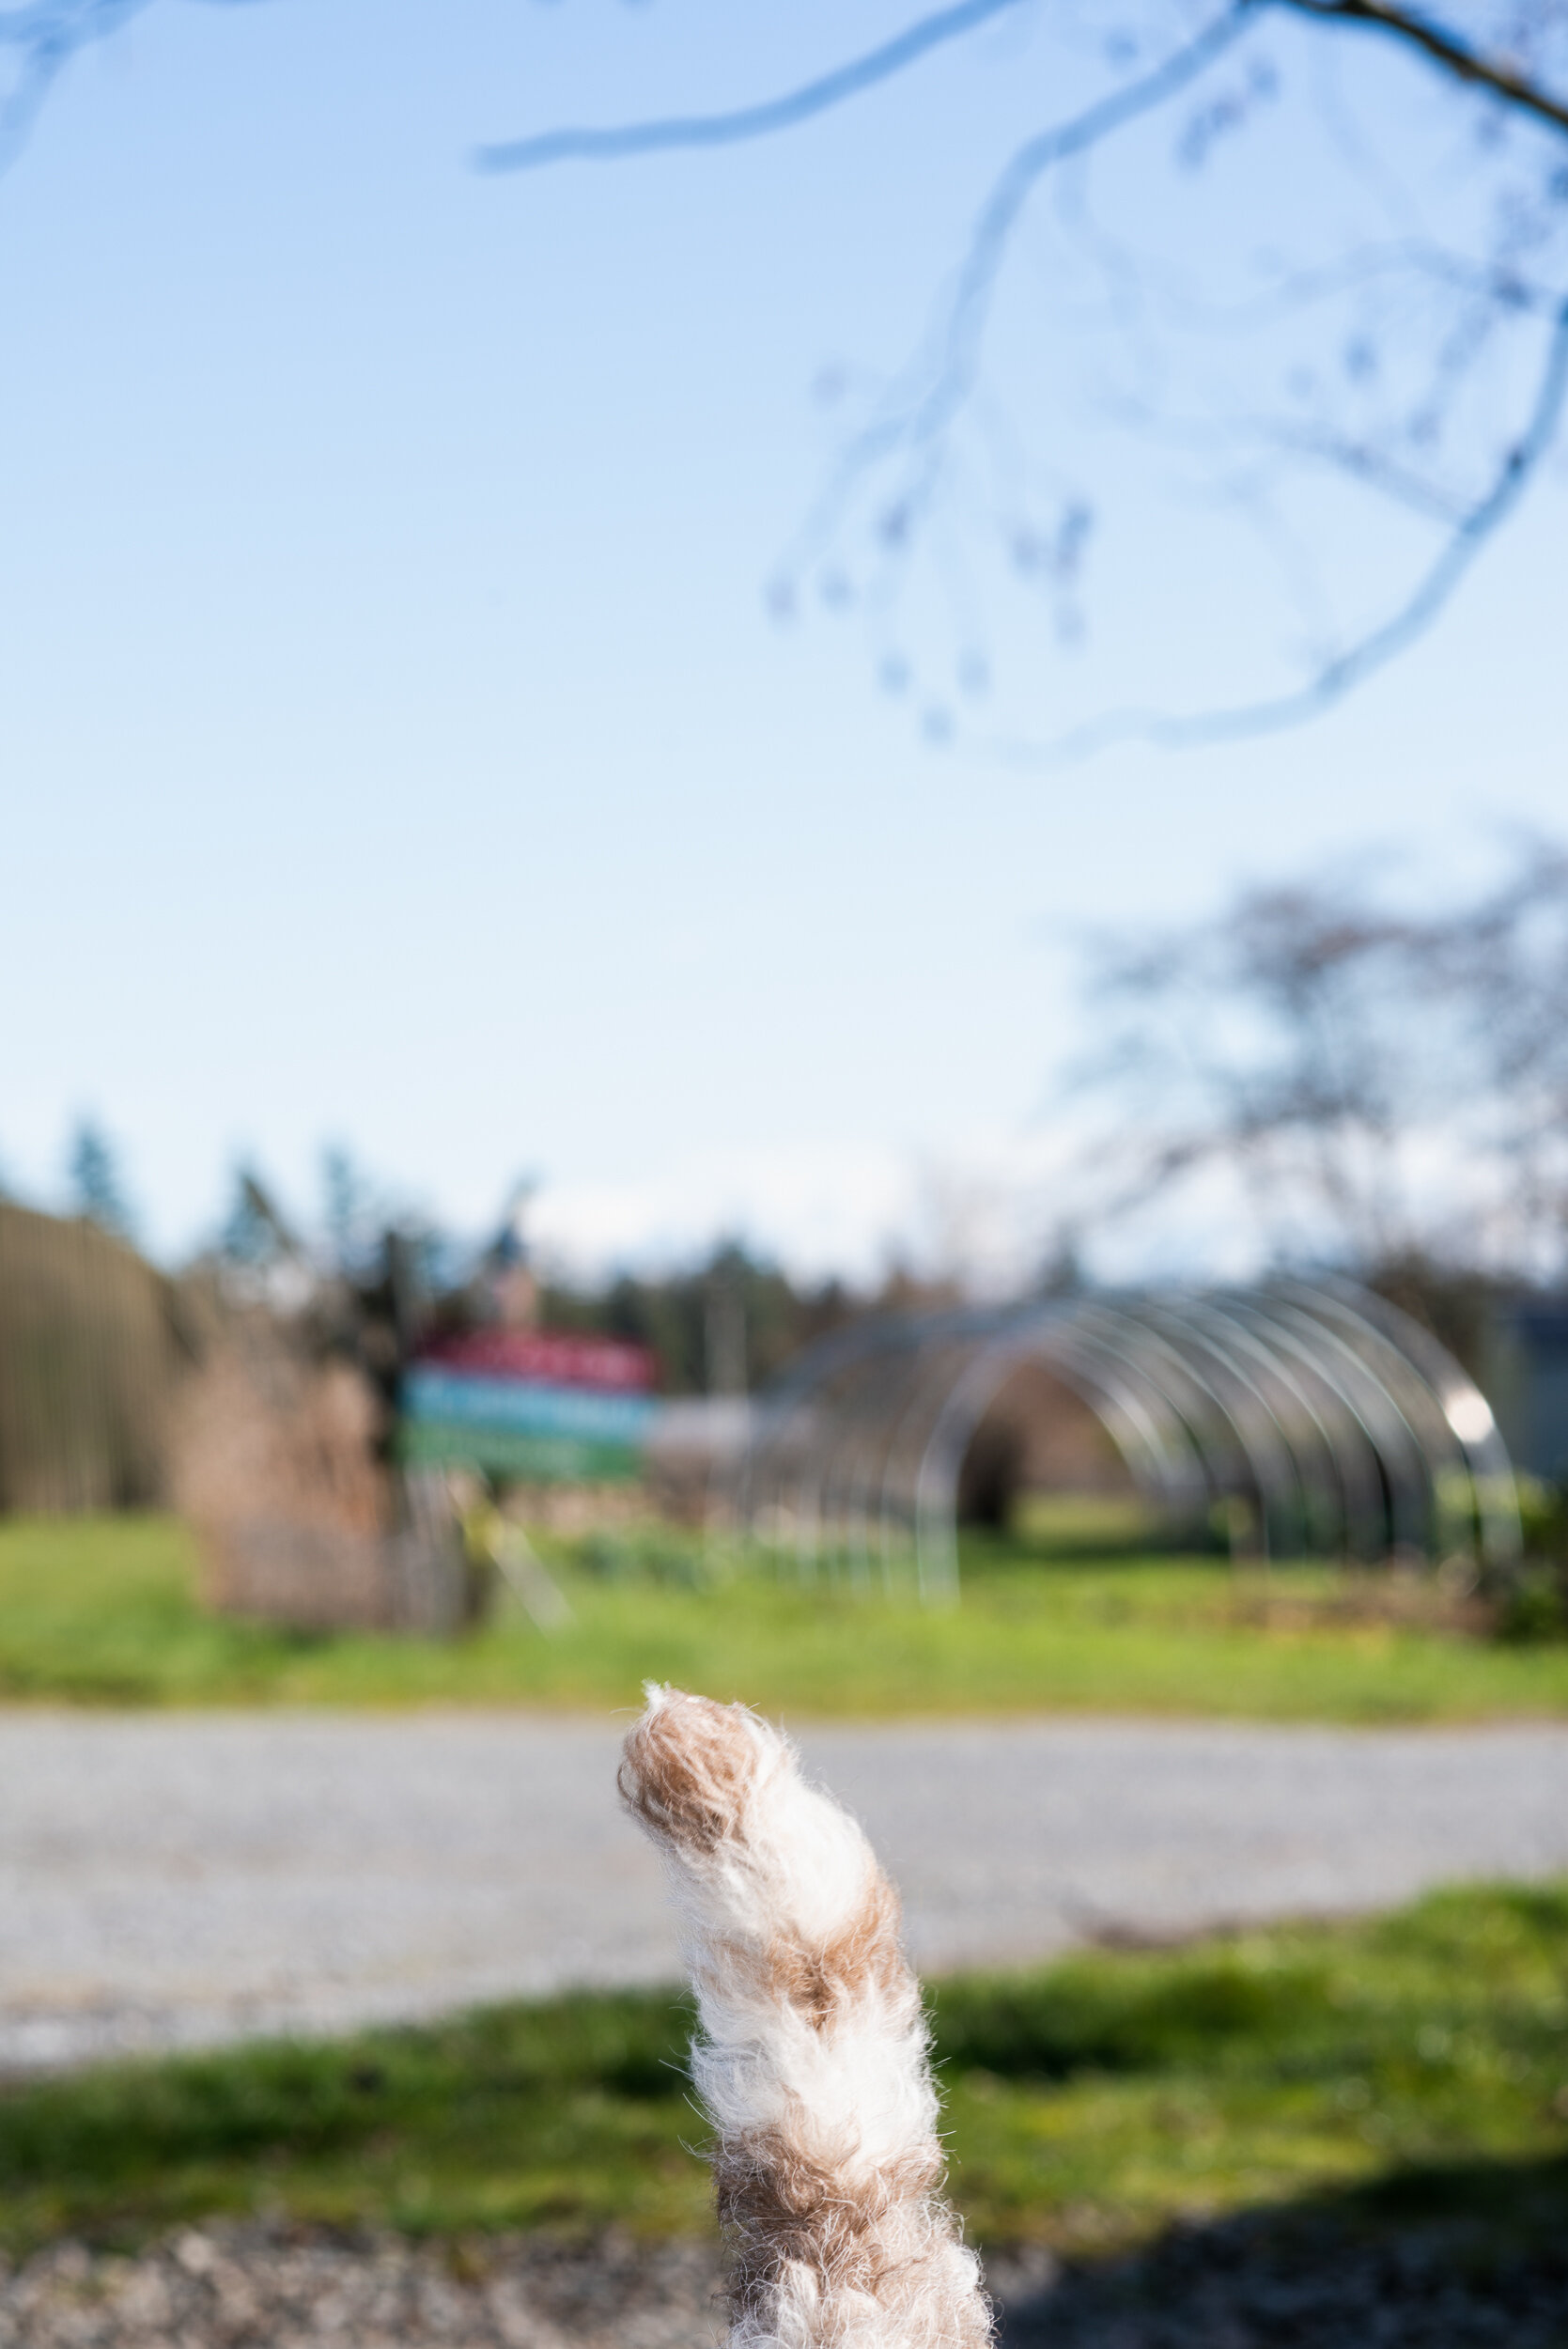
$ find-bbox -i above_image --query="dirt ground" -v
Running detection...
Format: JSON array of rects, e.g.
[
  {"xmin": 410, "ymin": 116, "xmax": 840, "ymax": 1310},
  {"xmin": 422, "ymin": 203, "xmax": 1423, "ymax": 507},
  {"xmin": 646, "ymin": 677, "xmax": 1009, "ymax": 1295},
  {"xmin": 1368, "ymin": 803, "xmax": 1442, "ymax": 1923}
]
[{"xmin": 6, "ymin": 2216, "xmax": 1566, "ymax": 2349}]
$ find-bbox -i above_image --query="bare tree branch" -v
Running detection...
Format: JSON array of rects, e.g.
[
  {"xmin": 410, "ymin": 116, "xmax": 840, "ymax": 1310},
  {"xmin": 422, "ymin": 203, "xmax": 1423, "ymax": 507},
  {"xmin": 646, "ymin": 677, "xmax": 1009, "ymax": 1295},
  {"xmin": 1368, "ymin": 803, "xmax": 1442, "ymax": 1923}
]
[
  {"xmin": 863, "ymin": 7, "xmax": 1258, "ymax": 453},
  {"xmin": 779, "ymin": 4, "xmax": 1258, "ymax": 585},
  {"xmin": 1098, "ymin": 397, "xmax": 1479, "ymax": 521},
  {"xmin": 771, "ymin": 5, "xmax": 1568, "ymax": 747},
  {"xmin": 6, "ymin": 0, "xmax": 1564, "ymax": 771},
  {"xmin": 1278, "ymin": 0, "xmax": 1568, "ymax": 141},
  {"xmin": 999, "ymin": 287, "xmax": 1568, "ymax": 761},
  {"xmin": 1066, "ymin": 237, "xmax": 1557, "ymax": 338},
  {"xmin": 1069, "ymin": 842, "xmax": 1568, "ymax": 1274},
  {"xmin": 0, "ymin": 0, "xmax": 145, "ymax": 175},
  {"xmin": 0, "ymin": 0, "xmax": 257, "ymax": 179},
  {"xmin": 479, "ymin": 1, "xmax": 1568, "ymax": 759},
  {"xmin": 477, "ymin": 0, "xmax": 1568, "ymax": 179},
  {"xmin": 474, "ymin": 0, "xmax": 1030, "ymax": 176}
]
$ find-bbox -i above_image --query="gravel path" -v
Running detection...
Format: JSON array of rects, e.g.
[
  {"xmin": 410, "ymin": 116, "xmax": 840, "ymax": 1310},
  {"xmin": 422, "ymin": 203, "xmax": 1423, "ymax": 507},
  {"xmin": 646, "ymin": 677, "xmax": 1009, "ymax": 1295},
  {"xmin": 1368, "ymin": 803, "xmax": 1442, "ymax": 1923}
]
[
  {"xmin": 6, "ymin": 1710, "xmax": 1568, "ymax": 2072},
  {"xmin": 0, "ymin": 2227, "xmax": 724, "ymax": 2349},
  {"xmin": 7, "ymin": 2217, "xmax": 1567, "ymax": 2349}
]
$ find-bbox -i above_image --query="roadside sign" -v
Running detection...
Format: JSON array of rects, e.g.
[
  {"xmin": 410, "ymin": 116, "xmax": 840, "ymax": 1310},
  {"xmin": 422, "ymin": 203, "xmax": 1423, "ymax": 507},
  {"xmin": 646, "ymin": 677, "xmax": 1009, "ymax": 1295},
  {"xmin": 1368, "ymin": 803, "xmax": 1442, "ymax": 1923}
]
[{"xmin": 398, "ymin": 1330, "xmax": 657, "ymax": 1481}]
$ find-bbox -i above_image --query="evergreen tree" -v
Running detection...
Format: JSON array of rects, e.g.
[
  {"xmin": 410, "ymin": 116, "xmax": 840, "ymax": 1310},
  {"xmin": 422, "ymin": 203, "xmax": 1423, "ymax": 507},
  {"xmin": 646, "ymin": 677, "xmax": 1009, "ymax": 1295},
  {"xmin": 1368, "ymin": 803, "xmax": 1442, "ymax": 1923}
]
[
  {"xmin": 219, "ymin": 1164, "xmax": 299, "ymax": 1269},
  {"xmin": 68, "ymin": 1119, "xmax": 133, "ymax": 1240}
]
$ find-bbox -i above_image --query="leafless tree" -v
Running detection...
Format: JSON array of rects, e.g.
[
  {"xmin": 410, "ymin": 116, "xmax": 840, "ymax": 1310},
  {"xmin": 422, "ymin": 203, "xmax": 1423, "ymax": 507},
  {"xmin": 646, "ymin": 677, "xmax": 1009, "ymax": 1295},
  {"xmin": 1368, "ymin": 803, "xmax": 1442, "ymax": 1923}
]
[
  {"xmin": 1069, "ymin": 833, "xmax": 1568, "ymax": 1278},
  {"xmin": 485, "ymin": 0, "xmax": 1568, "ymax": 756},
  {"xmin": 12, "ymin": 2, "xmax": 1568, "ymax": 755}
]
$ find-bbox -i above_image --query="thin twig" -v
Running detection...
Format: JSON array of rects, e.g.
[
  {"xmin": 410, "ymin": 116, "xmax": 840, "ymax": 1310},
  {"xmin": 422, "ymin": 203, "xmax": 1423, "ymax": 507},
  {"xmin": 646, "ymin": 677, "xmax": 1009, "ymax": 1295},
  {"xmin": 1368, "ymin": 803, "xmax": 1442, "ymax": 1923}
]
[
  {"xmin": 780, "ymin": 5, "xmax": 1259, "ymax": 576},
  {"xmin": 474, "ymin": 0, "xmax": 1031, "ymax": 175},
  {"xmin": 998, "ymin": 290, "xmax": 1568, "ymax": 761}
]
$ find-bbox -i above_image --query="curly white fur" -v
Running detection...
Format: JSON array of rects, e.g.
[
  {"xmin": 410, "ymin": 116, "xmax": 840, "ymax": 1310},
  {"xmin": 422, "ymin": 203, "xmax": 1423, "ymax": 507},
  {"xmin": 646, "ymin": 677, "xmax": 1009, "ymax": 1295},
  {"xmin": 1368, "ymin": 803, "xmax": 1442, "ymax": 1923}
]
[{"xmin": 619, "ymin": 1685, "xmax": 992, "ymax": 2349}]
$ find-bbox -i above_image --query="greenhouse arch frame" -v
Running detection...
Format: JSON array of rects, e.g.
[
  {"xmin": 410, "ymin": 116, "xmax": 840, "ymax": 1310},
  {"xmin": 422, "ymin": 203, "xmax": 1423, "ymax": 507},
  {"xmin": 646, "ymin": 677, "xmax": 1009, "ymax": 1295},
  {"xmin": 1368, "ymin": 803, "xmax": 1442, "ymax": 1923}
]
[{"xmin": 725, "ymin": 1281, "xmax": 1519, "ymax": 1601}]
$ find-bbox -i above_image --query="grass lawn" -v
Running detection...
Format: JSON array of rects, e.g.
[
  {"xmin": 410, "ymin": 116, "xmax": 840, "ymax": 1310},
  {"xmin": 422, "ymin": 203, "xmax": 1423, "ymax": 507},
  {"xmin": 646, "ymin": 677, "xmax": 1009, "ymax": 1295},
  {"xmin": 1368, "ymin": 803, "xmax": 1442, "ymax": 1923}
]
[
  {"xmin": 3, "ymin": 1884, "xmax": 1565, "ymax": 2261},
  {"xmin": 2, "ymin": 1513, "xmax": 1568, "ymax": 1719}
]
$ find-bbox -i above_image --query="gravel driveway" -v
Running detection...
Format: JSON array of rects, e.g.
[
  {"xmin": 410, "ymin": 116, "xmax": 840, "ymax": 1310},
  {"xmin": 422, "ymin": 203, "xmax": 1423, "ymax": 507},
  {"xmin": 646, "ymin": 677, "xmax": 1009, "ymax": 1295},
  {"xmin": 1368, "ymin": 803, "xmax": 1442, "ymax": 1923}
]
[
  {"xmin": 5, "ymin": 1709, "xmax": 1568, "ymax": 2072},
  {"xmin": 8, "ymin": 2216, "xmax": 1567, "ymax": 2349}
]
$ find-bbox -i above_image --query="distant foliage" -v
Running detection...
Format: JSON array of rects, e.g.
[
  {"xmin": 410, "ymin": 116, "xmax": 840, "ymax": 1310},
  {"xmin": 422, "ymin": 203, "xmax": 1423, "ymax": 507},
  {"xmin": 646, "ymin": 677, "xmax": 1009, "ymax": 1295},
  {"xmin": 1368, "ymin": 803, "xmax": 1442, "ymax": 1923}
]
[
  {"xmin": 539, "ymin": 1241, "xmax": 958, "ymax": 1395},
  {"xmin": 67, "ymin": 1118, "xmax": 135, "ymax": 1242},
  {"xmin": 1074, "ymin": 837, "xmax": 1568, "ymax": 1282}
]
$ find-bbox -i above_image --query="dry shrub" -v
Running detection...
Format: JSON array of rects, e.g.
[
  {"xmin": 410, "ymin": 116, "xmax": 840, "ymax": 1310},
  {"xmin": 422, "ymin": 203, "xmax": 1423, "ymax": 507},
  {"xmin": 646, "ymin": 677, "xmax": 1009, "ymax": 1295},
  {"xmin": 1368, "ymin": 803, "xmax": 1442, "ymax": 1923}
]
[
  {"xmin": 168, "ymin": 1323, "xmax": 429, "ymax": 1631},
  {"xmin": 173, "ymin": 1336, "xmax": 386, "ymax": 1541}
]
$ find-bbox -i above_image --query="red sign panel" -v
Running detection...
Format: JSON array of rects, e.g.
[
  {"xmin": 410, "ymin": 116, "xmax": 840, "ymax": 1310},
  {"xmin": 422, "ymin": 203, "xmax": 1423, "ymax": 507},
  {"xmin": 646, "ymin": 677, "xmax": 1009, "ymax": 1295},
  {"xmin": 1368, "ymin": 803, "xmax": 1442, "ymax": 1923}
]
[{"xmin": 415, "ymin": 1329, "xmax": 656, "ymax": 1392}]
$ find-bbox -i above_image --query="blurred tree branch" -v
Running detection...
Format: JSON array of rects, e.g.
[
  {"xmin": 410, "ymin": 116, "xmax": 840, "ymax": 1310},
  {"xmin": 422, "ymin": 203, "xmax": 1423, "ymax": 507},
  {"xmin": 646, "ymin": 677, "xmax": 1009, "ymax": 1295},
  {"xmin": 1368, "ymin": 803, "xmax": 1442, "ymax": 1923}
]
[
  {"xmin": 0, "ymin": 1, "xmax": 146, "ymax": 174},
  {"xmin": 9, "ymin": 0, "xmax": 1568, "ymax": 756},
  {"xmin": 480, "ymin": 0, "xmax": 1568, "ymax": 168},
  {"xmin": 1068, "ymin": 836, "xmax": 1568, "ymax": 1275},
  {"xmin": 0, "ymin": 0, "xmax": 256, "ymax": 177},
  {"xmin": 1280, "ymin": 0, "xmax": 1568, "ymax": 138},
  {"xmin": 476, "ymin": 0, "xmax": 1033, "ymax": 173},
  {"xmin": 491, "ymin": 0, "xmax": 1568, "ymax": 757}
]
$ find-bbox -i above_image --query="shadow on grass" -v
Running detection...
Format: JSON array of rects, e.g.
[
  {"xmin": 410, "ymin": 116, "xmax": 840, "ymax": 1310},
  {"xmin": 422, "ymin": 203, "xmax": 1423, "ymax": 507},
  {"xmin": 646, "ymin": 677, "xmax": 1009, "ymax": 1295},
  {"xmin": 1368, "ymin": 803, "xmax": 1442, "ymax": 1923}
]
[{"xmin": 994, "ymin": 2151, "xmax": 1568, "ymax": 2348}]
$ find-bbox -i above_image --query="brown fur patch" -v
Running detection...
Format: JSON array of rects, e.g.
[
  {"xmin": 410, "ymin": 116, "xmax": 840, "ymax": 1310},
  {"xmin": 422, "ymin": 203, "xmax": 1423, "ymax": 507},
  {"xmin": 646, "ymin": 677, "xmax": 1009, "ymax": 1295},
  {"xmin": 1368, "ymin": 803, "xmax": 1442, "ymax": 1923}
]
[
  {"xmin": 619, "ymin": 1691, "xmax": 761, "ymax": 1855},
  {"xmin": 769, "ymin": 1868, "xmax": 908, "ymax": 2028},
  {"xmin": 719, "ymin": 2123, "xmax": 945, "ymax": 2310},
  {"xmin": 695, "ymin": 1868, "xmax": 909, "ymax": 2032}
]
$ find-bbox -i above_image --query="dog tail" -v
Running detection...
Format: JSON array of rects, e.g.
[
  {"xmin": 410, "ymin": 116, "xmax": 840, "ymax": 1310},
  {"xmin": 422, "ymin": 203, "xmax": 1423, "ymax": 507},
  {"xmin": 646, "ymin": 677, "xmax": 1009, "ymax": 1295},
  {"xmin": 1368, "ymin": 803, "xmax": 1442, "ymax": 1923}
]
[{"xmin": 619, "ymin": 1684, "xmax": 992, "ymax": 2349}]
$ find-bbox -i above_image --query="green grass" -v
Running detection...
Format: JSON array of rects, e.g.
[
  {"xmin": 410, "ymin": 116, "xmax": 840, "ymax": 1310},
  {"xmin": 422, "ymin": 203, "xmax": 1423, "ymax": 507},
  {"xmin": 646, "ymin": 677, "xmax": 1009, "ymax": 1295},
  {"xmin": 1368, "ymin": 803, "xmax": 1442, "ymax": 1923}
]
[
  {"xmin": 3, "ymin": 1513, "xmax": 1568, "ymax": 1719},
  {"xmin": 932, "ymin": 1881, "xmax": 1568, "ymax": 2253},
  {"xmin": 3, "ymin": 1884, "xmax": 1565, "ymax": 2260}
]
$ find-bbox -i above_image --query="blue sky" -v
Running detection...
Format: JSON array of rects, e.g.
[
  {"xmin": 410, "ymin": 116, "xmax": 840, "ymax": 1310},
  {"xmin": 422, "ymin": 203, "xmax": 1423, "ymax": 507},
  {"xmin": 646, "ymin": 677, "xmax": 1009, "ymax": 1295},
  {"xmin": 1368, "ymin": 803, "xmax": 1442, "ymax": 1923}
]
[{"xmin": 3, "ymin": 0, "xmax": 1564, "ymax": 1280}]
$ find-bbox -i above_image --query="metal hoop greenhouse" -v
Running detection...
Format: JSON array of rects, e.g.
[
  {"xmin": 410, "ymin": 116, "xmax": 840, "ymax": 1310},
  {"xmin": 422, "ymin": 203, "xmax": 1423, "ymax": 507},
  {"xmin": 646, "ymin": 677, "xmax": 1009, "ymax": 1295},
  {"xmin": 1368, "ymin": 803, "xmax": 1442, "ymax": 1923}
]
[{"xmin": 724, "ymin": 1280, "xmax": 1520, "ymax": 1602}]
